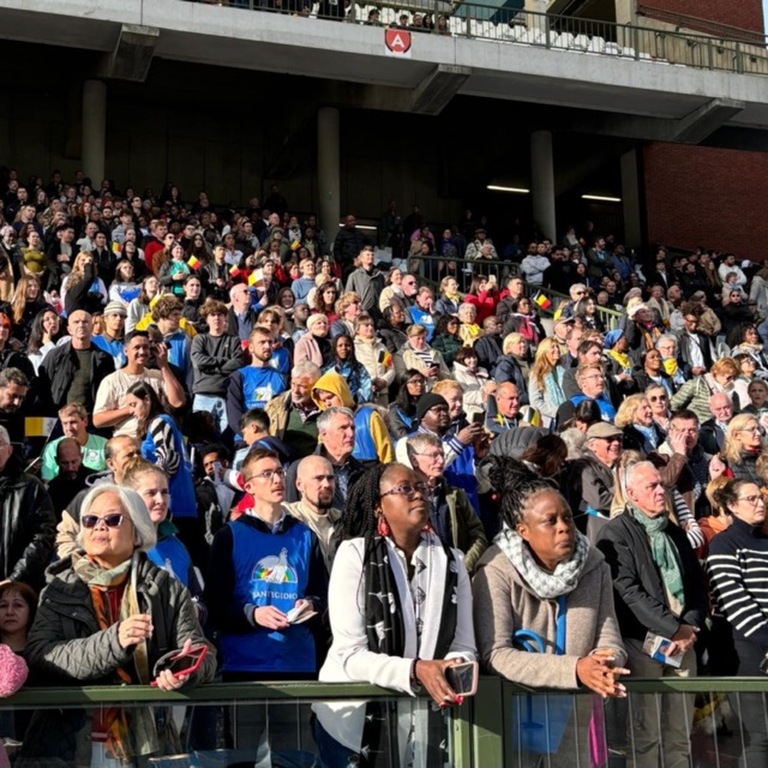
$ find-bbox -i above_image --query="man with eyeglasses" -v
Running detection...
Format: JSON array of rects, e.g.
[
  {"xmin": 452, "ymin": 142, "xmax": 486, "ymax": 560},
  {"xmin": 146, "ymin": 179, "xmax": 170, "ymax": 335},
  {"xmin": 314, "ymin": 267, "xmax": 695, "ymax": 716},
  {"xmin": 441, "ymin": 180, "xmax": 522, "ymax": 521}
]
[
  {"xmin": 206, "ymin": 448, "xmax": 327, "ymax": 750},
  {"xmin": 649, "ymin": 409, "xmax": 722, "ymax": 519},
  {"xmin": 556, "ymin": 363, "xmax": 616, "ymax": 429},
  {"xmin": 597, "ymin": 462, "xmax": 706, "ymax": 768},
  {"xmin": 405, "ymin": 432, "xmax": 487, "ymax": 572},
  {"xmin": 0, "ymin": 423, "xmax": 55, "ymax": 593}
]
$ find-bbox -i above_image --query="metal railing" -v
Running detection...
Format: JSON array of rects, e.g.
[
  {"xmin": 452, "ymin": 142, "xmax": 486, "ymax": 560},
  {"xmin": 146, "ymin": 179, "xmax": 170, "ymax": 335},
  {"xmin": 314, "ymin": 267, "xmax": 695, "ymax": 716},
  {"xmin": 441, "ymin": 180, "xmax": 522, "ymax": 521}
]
[
  {"xmin": 188, "ymin": 0, "xmax": 768, "ymax": 76},
  {"xmin": 3, "ymin": 677, "xmax": 768, "ymax": 766}
]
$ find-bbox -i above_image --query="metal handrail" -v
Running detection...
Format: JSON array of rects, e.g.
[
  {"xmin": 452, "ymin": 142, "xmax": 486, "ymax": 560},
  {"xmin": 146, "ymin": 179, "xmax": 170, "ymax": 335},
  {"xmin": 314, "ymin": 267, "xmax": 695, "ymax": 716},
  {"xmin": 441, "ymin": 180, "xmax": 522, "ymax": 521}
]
[
  {"xmin": 2, "ymin": 675, "xmax": 767, "ymax": 707},
  {"xmin": 188, "ymin": 0, "xmax": 768, "ymax": 76}
]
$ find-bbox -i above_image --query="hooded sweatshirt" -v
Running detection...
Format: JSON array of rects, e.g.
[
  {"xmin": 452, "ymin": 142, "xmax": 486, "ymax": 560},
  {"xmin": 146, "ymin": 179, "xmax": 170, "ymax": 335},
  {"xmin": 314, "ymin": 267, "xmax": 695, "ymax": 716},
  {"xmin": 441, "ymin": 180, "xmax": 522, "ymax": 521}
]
[{"xmin": 311, "ymin": 371, "xmax": 393, "ymax": 464}]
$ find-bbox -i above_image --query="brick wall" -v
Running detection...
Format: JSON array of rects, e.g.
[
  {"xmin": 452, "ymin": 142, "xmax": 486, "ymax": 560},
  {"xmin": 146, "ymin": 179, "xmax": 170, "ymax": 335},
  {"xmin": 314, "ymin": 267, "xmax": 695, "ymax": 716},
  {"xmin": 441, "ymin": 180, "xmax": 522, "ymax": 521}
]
[
  {"xmin": 643, "ymin": 142, "xmax": 768, "ymax": 257},
  {"xmin": 651, "ymin": 0, "xmax": 764, "ymax": 35}
]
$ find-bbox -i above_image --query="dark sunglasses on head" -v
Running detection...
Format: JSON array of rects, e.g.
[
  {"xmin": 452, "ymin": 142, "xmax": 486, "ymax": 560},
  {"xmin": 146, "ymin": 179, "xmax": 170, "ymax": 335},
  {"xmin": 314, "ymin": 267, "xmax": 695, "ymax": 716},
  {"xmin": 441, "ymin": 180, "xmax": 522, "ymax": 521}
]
[{"xmin": 82, "ymin": 513, "xmax": 125, "ymax": 529}]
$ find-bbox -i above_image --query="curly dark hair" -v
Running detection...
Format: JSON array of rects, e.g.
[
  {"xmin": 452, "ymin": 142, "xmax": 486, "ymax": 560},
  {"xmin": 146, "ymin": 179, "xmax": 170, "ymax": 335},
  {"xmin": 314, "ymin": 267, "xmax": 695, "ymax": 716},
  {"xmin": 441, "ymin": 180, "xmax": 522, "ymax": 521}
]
[{"xmin": 487, "ymin": 455, "xmax": 559, "ymax": 528}]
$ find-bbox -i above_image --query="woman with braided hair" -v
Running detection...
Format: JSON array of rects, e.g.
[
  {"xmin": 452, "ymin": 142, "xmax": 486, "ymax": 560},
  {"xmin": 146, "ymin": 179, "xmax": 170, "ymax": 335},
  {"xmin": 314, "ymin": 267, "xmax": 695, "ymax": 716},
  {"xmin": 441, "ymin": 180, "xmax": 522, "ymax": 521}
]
[
  {"xmin": 472, "ymin": 457, "xmax": 628, "ymax": 766},
  {"xmin": 313, "ymin": 463, "xmax": 476, "ymax": 768}
]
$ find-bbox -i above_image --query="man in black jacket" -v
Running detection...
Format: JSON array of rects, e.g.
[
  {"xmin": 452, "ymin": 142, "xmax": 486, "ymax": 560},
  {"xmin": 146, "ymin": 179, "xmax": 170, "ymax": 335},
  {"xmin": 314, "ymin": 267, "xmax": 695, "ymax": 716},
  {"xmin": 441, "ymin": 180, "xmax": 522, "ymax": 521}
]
[
  {"xmin": 332, "ymin": 214, "xmax": 368, "ymax": 272},
  {"xmin": 37, "ymin": 310, "xmax": 115, "ymax": 416},
  {"xmin": 0, "ymin": 424, "xmax": 56, "ymax": 592},
  {"xmin": 597, "ymin": 461, "xmax": 707, "ymax": 768}
]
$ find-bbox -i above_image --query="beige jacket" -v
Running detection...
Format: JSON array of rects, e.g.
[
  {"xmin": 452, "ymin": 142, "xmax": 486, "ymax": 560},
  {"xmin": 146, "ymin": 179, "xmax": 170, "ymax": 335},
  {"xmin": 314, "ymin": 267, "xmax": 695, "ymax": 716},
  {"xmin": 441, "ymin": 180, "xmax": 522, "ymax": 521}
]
[{"xmin": 472, "ymin": 545, "xmax": 626, "ymax": 688}]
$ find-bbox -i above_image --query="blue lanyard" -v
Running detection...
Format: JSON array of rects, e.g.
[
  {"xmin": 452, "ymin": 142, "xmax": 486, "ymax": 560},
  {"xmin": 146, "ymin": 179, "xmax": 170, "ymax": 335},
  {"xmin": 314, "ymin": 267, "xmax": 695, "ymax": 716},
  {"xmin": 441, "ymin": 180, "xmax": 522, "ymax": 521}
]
[{"xmin": 513, "ymin": 594, "xmax": 567, "ymax": 655}]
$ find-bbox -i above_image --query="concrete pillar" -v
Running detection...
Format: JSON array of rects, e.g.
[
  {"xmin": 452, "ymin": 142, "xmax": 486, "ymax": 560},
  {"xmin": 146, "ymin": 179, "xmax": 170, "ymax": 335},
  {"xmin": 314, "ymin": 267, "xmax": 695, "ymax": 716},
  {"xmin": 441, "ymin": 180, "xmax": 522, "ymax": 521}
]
[
  {"xmin": 530, "ymin": 130, "xmax": 556, "ymax": 241},
  {"xmin": 317, "ymin": 106, "xmax": 340, "ymax": 242},
  {"xmin": 81, "ymin": 79, "xmax": 107, "ymax": 185},
  {"xmin": 620, "ymin": 148, "xmax": 643, "ymax": 249},
  {"xmin": 614, "ymin": 0, "xmax": 635, "ymax": 26}
]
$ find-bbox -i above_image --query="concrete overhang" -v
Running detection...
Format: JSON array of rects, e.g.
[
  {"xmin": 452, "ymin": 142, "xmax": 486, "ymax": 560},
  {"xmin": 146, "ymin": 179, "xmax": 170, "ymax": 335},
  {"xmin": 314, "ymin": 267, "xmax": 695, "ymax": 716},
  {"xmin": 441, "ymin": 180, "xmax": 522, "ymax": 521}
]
[{"xmin": 0, "ymin": 0, "xmax": 767, "ymax": 128}]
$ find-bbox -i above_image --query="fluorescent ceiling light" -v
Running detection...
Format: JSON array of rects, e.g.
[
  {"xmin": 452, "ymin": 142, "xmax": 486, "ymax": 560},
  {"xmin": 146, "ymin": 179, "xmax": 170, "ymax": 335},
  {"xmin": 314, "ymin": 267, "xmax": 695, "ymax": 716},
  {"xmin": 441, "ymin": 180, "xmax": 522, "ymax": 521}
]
[
  {"xmin": 337, "ymin": 223, "xmax": 378, "ymax": 231},
  {"xmin": 581, "ymin": 194, "xmax": 622, "ymax": 202},
  {"xmin": 487, "ymin": 185, "xmax": 530, "ymax": 194}
]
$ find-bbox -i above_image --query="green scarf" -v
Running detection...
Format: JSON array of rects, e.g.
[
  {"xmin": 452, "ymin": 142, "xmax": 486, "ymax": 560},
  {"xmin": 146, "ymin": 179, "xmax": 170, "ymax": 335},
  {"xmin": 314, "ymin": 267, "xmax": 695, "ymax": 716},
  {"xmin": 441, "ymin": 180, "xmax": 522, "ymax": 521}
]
[{"xmin": 629, "ymin": 505, "xmax": 686, "ymax": 612}]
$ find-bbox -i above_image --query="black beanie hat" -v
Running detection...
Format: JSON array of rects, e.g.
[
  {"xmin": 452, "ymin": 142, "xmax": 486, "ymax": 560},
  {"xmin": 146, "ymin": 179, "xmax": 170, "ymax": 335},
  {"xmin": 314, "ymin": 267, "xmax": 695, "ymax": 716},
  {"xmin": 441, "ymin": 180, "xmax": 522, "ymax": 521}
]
[{"xmin": 416, "ymin": 393, "xmax": 449, "ymax": 421}]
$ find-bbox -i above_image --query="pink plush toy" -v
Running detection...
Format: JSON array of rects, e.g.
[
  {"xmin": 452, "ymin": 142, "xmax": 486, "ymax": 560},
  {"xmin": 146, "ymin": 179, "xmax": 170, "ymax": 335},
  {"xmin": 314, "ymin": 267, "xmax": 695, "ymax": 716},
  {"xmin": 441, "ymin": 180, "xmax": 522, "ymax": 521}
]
[{"xmin": 0, "ymin": 643, "xmax": 27, "ymax": 698}]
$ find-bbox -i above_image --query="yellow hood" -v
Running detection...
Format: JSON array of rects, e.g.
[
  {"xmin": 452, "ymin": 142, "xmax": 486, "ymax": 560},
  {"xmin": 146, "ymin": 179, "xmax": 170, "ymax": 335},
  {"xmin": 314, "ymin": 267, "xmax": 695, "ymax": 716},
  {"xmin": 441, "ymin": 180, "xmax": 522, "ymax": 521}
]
[{"xmin": 311, "ymin": 370, "xmax": 355, "ymax": 409}]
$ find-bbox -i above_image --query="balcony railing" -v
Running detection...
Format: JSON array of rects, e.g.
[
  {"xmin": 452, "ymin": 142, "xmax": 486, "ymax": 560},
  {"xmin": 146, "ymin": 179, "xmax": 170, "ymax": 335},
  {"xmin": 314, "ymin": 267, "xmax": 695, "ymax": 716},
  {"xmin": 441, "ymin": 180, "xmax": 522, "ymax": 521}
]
[
  {"xmin": 2, "ymin": 676, "xmax": 767, "ymax": 766},
  {"xmin": 187, "ymin": 0, "xmax": 768, "ymax": 76}
]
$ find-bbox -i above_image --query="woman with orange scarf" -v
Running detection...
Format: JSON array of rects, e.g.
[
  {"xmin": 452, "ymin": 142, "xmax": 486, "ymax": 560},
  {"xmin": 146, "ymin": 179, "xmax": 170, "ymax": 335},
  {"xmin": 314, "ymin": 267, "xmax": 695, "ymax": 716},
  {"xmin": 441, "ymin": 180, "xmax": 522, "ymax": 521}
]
[{"xmin": 17, "ymin": 484, "xmax": 215, "ymax": 767}]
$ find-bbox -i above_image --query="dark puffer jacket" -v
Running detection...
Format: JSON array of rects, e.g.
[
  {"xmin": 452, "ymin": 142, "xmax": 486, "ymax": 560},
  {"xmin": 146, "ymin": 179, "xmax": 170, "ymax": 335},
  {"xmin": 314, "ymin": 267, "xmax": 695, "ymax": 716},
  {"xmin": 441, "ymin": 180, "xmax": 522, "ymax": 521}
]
[{"xmin": 18, "ymin": 553, "xmax": 216, "ymax": 767}]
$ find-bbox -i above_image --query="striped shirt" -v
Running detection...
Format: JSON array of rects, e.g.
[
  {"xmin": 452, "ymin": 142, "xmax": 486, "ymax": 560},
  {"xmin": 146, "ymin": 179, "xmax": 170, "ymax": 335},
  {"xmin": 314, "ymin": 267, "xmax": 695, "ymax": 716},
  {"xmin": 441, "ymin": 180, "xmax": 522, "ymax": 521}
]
[{"xmin": 706, "ymin": 516, "xmax": 768, "ymax": 645}]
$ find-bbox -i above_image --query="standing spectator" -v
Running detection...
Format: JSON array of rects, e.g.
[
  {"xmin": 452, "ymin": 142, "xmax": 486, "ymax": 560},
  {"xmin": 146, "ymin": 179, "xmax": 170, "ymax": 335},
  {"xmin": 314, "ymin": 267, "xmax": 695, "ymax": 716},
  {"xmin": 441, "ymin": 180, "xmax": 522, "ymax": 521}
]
[
  {"xmin": 333, "ymin": 214, "xmax": 367, "ymax": 271},
  {"xmin": 190, "ymin": 299, "xmax": 246, "ymax": 436},
  {"xmin": 0, "ymin": 424, "xmax": 55, "ymax": 592},
  {"xmin": 344, "ymin": 245, "xmax": 384, "ymax": 316},
  {"xmin": 597, "ymin": 462, "xmax": 706, "ymax": 768}
]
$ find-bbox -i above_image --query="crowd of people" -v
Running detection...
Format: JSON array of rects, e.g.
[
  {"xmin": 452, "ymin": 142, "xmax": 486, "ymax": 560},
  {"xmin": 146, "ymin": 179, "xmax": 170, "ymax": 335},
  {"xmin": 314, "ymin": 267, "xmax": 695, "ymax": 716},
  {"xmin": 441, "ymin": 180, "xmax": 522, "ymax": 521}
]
[{"xmin": 0, "ymin": 167, "xmax": 767, "ymax": 767}]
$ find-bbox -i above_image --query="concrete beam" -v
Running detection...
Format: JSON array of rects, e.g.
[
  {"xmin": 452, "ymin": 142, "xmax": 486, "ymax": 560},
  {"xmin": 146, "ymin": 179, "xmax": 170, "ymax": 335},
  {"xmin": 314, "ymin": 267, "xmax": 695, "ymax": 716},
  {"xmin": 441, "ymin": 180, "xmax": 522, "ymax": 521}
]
[
  {"xmin": 410, "ymin": 64, "xmax": 471, "ymax": 115},
  {"xmin": 98, "ymin": 24, "xmax": 159, "ymax": 82},
  {"xmin": 671, "ymin": 98, "xmax": 745, "ymax": 144}
]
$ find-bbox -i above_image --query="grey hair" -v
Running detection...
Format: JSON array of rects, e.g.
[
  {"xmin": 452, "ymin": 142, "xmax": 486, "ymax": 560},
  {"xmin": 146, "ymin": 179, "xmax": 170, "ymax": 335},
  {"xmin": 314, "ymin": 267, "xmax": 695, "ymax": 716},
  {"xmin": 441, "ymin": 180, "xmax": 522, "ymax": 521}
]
[
  {"xmin": 292, "ymin": 360, "xmax": 321, "ymax": 381},
  {"xmin": 76, "ymin": 483, "xmax": 157, "ymax": 553},
  {"xmin": 406, "ymin": 432, "xmax": 442, "ymax": 457},
  {"xmin": 317, "ymin": 406, "xmax": 355, "ymax": 433},
  {"xmin": 623, "ymin": 460, "xmax": 657, "ymax": 496},
  {"xmin": 655, "ymin": 334, "xmax": 678, "ymax": 353}
]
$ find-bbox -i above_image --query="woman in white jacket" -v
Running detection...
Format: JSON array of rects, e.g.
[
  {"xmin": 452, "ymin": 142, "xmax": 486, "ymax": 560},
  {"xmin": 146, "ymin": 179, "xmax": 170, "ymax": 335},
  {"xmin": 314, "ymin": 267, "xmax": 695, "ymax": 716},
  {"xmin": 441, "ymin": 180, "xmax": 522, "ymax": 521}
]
[
  {"xmin": 453, "ymin": 346, "xmax": 491, "ymax": 419},
  {"xmin": 314, "ymin": 463, "xmax": 476, "ymax": 768}
]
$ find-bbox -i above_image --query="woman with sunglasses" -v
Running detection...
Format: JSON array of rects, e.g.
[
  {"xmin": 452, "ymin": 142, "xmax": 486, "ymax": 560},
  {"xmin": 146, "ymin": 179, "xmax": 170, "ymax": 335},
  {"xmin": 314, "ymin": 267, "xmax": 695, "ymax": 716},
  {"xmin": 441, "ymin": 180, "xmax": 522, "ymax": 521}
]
[
  {"xmin": 314, "ymin": 463, "xmax": 476, "ymax": 767},
  {"xmin": 646, "ymin": 384, "xmax": 672, "ymax": 434},
  {"xmin": 720, "ymin": 414, "xmax": 768, "ymax": 487},
  {"xmin": 19, "ymin": 483, "xmax": 215, "ymax": 767},
  {"xmin": 707, "ymin": 479, "xmax": 768, "ymax": 767}
]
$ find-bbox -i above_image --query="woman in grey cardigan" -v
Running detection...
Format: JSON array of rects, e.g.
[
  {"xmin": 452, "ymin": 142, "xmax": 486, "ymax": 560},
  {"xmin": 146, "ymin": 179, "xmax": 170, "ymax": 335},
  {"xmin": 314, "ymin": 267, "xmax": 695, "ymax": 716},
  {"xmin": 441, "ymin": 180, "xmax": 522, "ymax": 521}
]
[{"xmin": 472, "ymin": 458, "xmax": 628, "ymax": 766}]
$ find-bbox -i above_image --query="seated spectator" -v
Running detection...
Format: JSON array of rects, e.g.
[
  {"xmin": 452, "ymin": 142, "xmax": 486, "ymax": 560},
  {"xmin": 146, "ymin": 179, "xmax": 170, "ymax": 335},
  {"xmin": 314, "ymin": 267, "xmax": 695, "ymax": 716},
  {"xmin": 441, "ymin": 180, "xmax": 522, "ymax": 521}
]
[
  {"xmin": 434, "ymin": 276, "xmax": 461, "ymax": 316},
  {"xmin": 562, "ymin": 337, "xmax": 605, "ymax": 399},
  {"xmin": 0, "ymin": 581, "xmax": 36, "ymax": 654},
  {"xmin": 500, "ymin": 296, "xmax": 542, "ymax": 346},
  {"xmin": 527, "ymin": 337, "xmax": 566, "ymax": 427},
  {"xmin": 407, "ymin": 286, "xmax": 439, "ymax": 342},
  {"xmin": 126, "ymin": 274, "xmax": 159, "ymax": 333},
  {"xmin": 720, "ymin": 413, "xmax": 768, "ymax": 485},
  {"xmin": 376, "ymin": 303, "xmax": 409, "ymax": 354},
  {"xmin": 20, "ymin": 483, "xmax": 215, "ymax": 765},
  {"xmin": 670, "ymin": 357, "xmax": 740, "ymax": 424},
  {"xmin": 405, "ymin": 432, "xmax": 487, "ymax": 572},
  {"xmin": 329, "ymin": 291, "xmax": 362, "ymax": 339},
  {"xmin": 387, "ymin": 369, "xmax": 425, "ymax": 439},
  {"xmin": 563, "ymin": 421, "xmax": 622, "ymax": 542},
  {"xmin": 646, "ymin": 384, "xmax": 672, "ymax": 434},
  {"xmin": 431, "ymin": 314, "xmax": 463, "ymax": 367},
  {"xmin": 742, "ymin": 378, "xmax": 768, "ymax": 422},
  {"xmin": 632, "ymin": 348, "xmax": 676, "ymax": 398},
  {"xmin": 624, "ymin": 302, "xmax": 663, "ymax": 365},
  {"xmin": 265, "ymin": 360, "xmax": 322, "ymax": 461},
  {"xmin": 615, "ymin": 393, "xmax": 664, "ymax": 455},
  {"xmin": 492, "ymin": 333, "xmax": 531, "ymax": 405},
  {"xmin": 310, "ymin": 370, "xmax": 393, "ymax": 465},
  {"xmin": 25, "ymin": 306, "xmax": 65, "ymax": 374},
  {"xmin": 46, "ymin": 437, "xmax": 92, "ymax": 521},
  {"xmin": 314, "ymin": 463, "xmax": 476, "ymax": 766},
  {"xmin": 556, "ymin": 363, "xmax": 616, "ymax": 427},
  {"xmin": 473, "ymin": 458, "xmax": 627, "ymax": 763},
  {"xmin": 698, "ymin": 392, "xmax": 733, "ymax": 455},
  {"xmin": 40, "ymin": 403, "xmax": 107, "ymax": 481},
  {"xmin": 473, "ymin": 315, "xmax": 503, "ymax": 373},
  {"xmin": 463, "ymin": 274, "xmax": 501, "ymax": 325},
  {"xmin": 62, "ymin": 251, "xmax": 107, "ymax": 316},
  {"xmin": 393, "ymin": 323, "xmax": 450, "ymax": 385},
  {"xmin": 353, "ymin": 314, "xmax": 393, "ymax": 406},
  {"xmin": 457, "ymin": 303, "xmax": 483, "ymax": 347},
  {"xmin": 322, "ymin": 333, "xmax": 372, "ymax": 405},
  {"xmin": 453, "ymin": 345, "xmax": 492, "ymax": 420},
  {"xmin": 293, "ymin": 313, "xmax": 333, "ymax": 368}
]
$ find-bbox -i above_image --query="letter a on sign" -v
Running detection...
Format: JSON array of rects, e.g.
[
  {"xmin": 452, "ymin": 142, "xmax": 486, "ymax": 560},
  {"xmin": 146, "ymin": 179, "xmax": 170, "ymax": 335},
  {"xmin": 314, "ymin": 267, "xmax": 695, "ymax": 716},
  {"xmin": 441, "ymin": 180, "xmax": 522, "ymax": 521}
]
[{"xmin": 385, "ymin": 29, "xmax": 412, "ymax": 57}]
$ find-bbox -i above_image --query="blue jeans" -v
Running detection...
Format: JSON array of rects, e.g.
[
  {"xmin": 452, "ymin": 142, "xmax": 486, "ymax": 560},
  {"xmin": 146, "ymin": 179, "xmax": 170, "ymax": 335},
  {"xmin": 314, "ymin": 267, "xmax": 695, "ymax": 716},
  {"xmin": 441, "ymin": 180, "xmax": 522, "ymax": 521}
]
[
  {"xmin": 312, "ymin": 715, "xmax": 360, "ymax": 768},
  {"xmin": 192, "ymin": 394, "xmax": 227, "ymax": 434}
]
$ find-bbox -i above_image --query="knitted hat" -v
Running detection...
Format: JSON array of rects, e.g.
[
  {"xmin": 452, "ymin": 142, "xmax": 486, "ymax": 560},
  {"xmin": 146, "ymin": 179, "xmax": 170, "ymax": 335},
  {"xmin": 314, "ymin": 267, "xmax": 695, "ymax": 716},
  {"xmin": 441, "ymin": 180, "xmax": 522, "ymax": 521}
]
[
  {"xmin": 603, "ymin": 328, "xmax": 624, "ymax": 350},
  {"xmin": 0, "ymin": 644, "xmax": 28, "ymax": 697},
  {"xmin": 416, "ymin": 393, "xmax": 449, "ymax": 421},
  {"xmin": 103, "ymin": 301, "xmax": 128, "ymax": 316}
]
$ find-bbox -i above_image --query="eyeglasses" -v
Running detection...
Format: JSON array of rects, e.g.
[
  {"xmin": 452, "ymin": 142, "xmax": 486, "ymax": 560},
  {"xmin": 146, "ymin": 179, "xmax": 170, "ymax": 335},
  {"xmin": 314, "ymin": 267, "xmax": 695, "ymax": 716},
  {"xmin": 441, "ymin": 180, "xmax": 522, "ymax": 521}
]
[
  {"xmin": 737, "ymin": 494, "xmax": 765, "ymax": 506},
  {"xmin": 245, "ymin": 467, "xmax": 286, "ymax": 483},
  {"xmin": 381, "ymin": 482, "xmax": 429, "ymax": 500},
  {"xmin": 414, "ymin": 451, "xmax": 445, "ymax": 461},
  {"xmin": 739, "ymin": 427, "xmax": 762, "ymax": 435},
  {"xmin": 649, "ymin": 395, "xmax": 667, "ymax": 402},
  {"xmin": 82, "ymin": 513, "xmax": 125, "ymax": 529}
]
